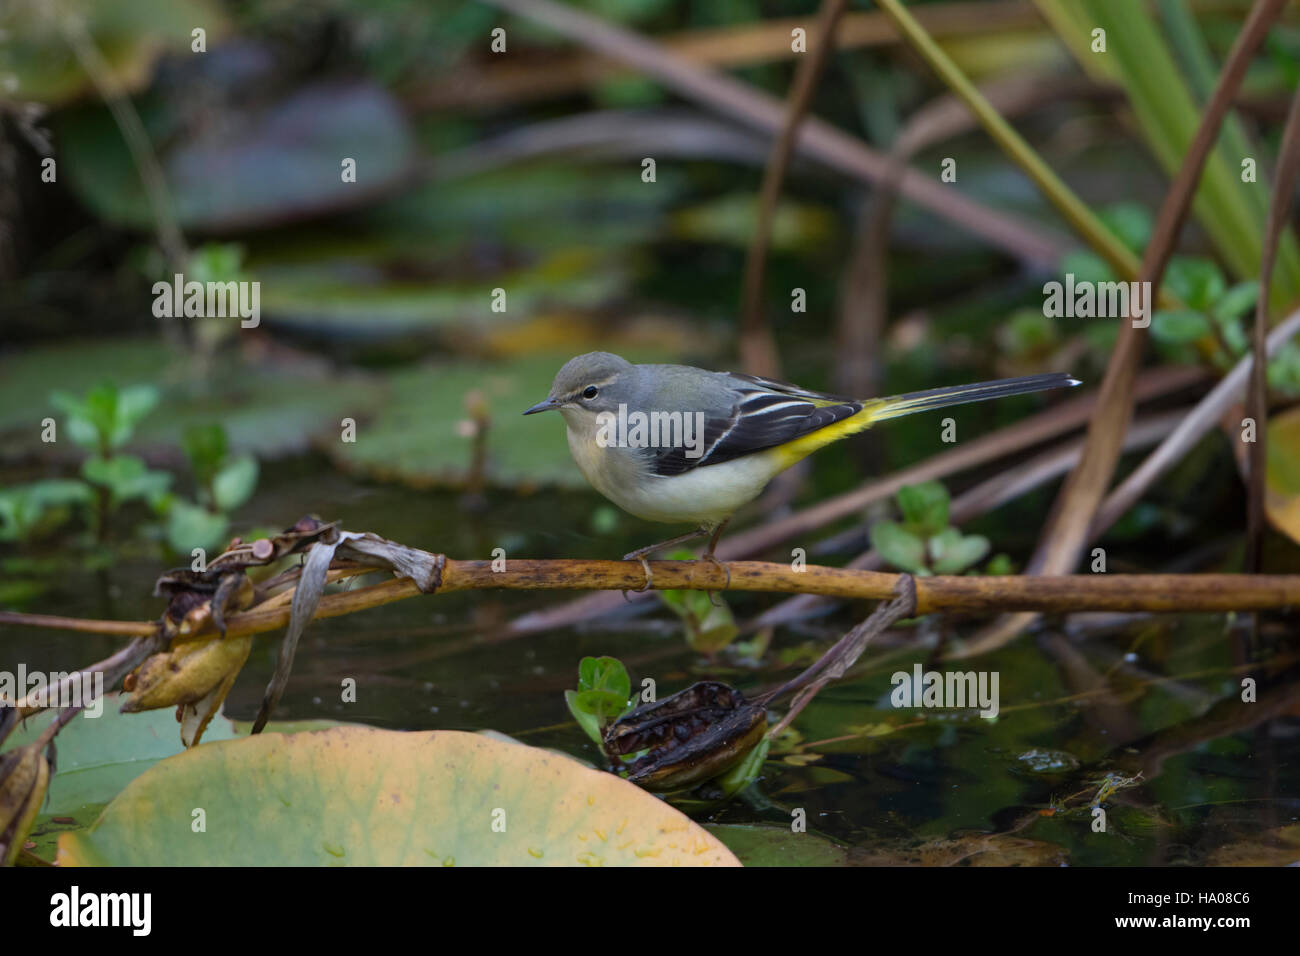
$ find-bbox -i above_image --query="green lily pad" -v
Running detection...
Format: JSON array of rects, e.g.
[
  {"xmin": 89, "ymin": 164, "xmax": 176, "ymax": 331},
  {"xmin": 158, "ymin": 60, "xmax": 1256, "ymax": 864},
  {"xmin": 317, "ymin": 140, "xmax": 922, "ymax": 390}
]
[
  {"xmin": 3, "ymin": 694, "xmax": 357, "ymax": 861},
  {"xmin": 0, "ymin": 338, "xmax": 385, "ymax": 461},
  {"xmin": 58, "ymin": 727, "xmax": 741, "ymax": 866},
  {"xmin": 706, "ymin": 823, "xmax": 850, "ymax": 866},
  {"xmin": 3, "ymin": 693, "xmax": 241, "ymax": 860},
  {"xmin": 54, "ymin": 80, "xmax": 416, "ymax": 231},
  {"xmin": 253, "ymin": 241, "xmax": 629, "ymax": 339},
  {"xmin": 370, "ymin": 160, "xmax": 681, "ymax": 250},
  {"xmin": 239, "ymin": 161, "xmax": 676, "ymax": 343},
  {"xmin": 326, "ymin": 350, "xmax": 649, "ymax": 489}
]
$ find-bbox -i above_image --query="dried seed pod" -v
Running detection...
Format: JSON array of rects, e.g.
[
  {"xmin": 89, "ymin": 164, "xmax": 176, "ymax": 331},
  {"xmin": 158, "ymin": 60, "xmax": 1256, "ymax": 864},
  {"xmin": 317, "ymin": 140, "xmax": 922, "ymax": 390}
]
[
  {"xmin": 0, "ymin": 744, "xmax": 51, "ymax": 866},
  {"xmin": 604, "ymin": 681, "xmax": 767, "ymax": 792},
  {"xmin": 179, "ymin": 667, "xmax": 243, "ymax": 748},
  {"xmin": 121, "ymin": 634, "xmax": 253, "ymax": 713}
]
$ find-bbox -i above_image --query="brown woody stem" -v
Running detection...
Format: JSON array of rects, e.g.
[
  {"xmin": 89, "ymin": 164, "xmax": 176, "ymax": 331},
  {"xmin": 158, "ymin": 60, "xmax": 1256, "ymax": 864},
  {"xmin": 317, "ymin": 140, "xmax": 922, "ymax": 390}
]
[{"xmin": 4, "ymin": 559, "xmax": 1299, "ymax": 646}]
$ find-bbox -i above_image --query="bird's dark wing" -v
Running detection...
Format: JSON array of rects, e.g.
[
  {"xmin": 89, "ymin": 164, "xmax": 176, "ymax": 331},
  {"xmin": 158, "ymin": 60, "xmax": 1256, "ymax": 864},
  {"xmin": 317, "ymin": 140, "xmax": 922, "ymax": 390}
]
[{"xmin": 649, "ymin": 375, "xmax": 863, "ymax": 477}]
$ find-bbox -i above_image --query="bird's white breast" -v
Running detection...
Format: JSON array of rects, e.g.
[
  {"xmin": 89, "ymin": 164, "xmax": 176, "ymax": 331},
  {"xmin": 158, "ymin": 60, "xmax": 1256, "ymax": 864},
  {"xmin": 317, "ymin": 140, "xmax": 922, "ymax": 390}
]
[{"xmin": 565, "ymin": 425, "xmax": 779, "ymax": 526}]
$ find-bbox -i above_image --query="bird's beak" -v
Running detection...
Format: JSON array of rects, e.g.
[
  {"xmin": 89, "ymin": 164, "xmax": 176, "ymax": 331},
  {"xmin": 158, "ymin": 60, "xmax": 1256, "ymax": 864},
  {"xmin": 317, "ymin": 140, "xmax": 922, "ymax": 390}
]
[{"xmin": 523, "ymin": 397, "xmax": 560, "ymax": 415}]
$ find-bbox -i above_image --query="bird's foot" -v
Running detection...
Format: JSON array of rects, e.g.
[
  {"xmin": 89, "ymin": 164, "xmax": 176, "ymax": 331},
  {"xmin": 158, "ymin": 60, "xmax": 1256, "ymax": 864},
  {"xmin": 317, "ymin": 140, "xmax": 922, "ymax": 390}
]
[
  {"xmin": 698, "ymin": 552, "xmax": 730, "ymax": 606},
  {"xmin": 633, "ymin": 554, "xmax": 654, "ymax": 593},
  {"xmin": 621, "ymin": 550, "xmax": 655, "ymax": 599},
  {"xmin": 621, "ymin": 527, "xmax": 710, "ymax": 599}
]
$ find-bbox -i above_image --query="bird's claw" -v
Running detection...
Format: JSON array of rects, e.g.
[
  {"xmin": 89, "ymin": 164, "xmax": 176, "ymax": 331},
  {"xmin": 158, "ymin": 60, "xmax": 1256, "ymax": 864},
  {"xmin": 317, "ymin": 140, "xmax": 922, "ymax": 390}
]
[
  {"xmin": 622, "ymin": 552, "xmax": 654, "ymax": 599},
  {"xmin": 699, "ymin": 553, "xmax": 730, "ymax": 606}
]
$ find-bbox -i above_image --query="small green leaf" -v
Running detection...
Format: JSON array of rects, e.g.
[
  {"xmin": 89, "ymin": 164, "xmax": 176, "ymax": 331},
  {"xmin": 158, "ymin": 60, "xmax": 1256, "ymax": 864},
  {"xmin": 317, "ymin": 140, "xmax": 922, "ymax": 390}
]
[
  {"xmin": 1098, "ymin": 202, "xmax": 1153, "ymax": 255},
  {"xmin": 870, "ymin": 520, "xmax": 929, "ymax": 575},
  {"xmin": 1059, "ymin": 250, "xmax": 1115, "ymax": 286},
  {"xmin": 0, "ymin": 489, "xmax": 38, "ymax": 542},
  {"xmin": 576, "ymin": 656, "xmax": 630, "ymax": 702},
  {"xmin": 984, "ymin": 553, "xmax": 1014, "ymax": 575},
  {"xmin": 1213, "ymin": 280, "xmax": 1260, "ymax": 324},
  {"xmin": 50, "ymin": 383, "xmax": 158, "ymax": 451},
  {"xmin": 187, "ymin": 242, "xmax": 249, "ymax": 284},
  {"xmin": 564, "ymin": 690, "xmax": 605, "ymax": 746},
  {"xmin": 166, "ymin": 500, "xmax": 228, "ymax": 553},
  {"xmin": 686, "ymin": 598, "xmax": 739, "ymax": 654},
  {"xmin": 897, "ymin": 481, "xmax": 949, "ymax": 537},
  {"xmin": 212, "ymin": 454, "xmax": 259, "ymax": 512},
  {"xmin": 1164, "ymin": 257, "xmax": 1225, "ymax": 312},
  {"xmin": 1150, "ymin": 309, "xmax": 1211, "ymax": 345},
  {"xmin": 659, "ymin": 568, "xmax": 739, "ymax": 651},
  {"xmin": 50, "ymin": 389, "xmax": 104, "ymax": 451},
  {"xmin": 113, "ymin": 385, "xmax": 160, "ymax": 444},
  {"xmin": 31, "ymin": 479, "xmax": 95, "ymax": 508},
  {"xmin": 0, "ymin": 481, "xmax": 93, "ymax": 542},
  {"xmin": 81, "ymin": 453, "xmax": 134, "ymax": 487},
  {"xmin": 658, "ymin": 588, "xmax": 688, "ymax": 612},
  {"xmin": 571, "ymin": 689, "xmax": 628, "ymax": 723},
  {"xmin": 567, "ymin": 657, "xmax": 632, "ymax": 742},
  {"xmin": 182, "ymin": 424, "xmax": 229, "ymax": 485},
  {"xmin": 81, "ymin": 455, "xmax": 172, "ymax": 506},
  {"xmin": 929, "ymin": 529, "xmax": 990, "ymax": 574},
  {"xmin": 1215, "ymin": 311, "xmax": 1250, "ymax": 358}
]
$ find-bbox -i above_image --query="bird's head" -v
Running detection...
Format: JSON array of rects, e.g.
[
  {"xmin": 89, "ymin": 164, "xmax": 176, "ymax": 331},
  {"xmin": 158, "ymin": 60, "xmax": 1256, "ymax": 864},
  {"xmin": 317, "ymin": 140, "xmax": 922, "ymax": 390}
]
[{"xmin": 523, "ymin": 351, "xmax": 635, "ymax": 426}]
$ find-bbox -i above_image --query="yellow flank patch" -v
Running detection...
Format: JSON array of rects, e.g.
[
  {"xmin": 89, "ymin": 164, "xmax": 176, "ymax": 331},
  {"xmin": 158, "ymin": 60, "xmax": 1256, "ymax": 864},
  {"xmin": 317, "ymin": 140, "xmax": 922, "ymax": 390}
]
[{"xmin": 770, "ymin": 404, "xmax": 882, "ymax": 468}]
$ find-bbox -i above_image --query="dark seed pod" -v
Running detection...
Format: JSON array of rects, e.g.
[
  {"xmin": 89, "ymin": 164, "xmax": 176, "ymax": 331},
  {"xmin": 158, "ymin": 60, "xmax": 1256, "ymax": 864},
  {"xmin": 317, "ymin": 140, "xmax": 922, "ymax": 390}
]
[{"xmin": 603, "ymin": 681, "xmax": 767, "ymax": 792}]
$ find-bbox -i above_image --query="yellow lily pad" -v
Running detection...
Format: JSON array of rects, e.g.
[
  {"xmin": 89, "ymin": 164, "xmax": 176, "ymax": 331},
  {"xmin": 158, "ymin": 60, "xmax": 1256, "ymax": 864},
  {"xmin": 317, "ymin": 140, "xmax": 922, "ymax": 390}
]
[{"xmin": 58, "ymin": 727, "xmax": 740, "ymax": 866}]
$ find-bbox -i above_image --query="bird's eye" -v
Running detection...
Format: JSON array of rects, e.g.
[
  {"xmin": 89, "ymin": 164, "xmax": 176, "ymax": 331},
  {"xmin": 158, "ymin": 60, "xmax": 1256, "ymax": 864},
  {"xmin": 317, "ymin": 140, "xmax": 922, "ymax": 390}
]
[{"xmin": 583, "ymin": 386, "xmax": 599, "ymax": 399}]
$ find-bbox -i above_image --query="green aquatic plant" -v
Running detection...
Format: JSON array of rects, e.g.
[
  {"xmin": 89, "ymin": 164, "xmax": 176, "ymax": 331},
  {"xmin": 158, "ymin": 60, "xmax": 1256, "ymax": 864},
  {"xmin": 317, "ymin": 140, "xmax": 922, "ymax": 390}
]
[
  {"xmin": 870, "ymin": 480, "xmax": 1003, "ymax": 576},
  {"xmin": 0, "ymin": 383, "xmax": 258, "ymax": 557}
]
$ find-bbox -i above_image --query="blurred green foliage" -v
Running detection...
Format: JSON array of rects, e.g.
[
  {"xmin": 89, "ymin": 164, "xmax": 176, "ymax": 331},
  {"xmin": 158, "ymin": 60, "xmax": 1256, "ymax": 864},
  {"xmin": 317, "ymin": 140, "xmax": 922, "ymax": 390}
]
[
  {"xmin": 870, "ymin": 480, "xmax": 1001, "ymax": 576},
  {"xmin": 0, "ymin": 383, "xmax": 257, "ymax": 556}
]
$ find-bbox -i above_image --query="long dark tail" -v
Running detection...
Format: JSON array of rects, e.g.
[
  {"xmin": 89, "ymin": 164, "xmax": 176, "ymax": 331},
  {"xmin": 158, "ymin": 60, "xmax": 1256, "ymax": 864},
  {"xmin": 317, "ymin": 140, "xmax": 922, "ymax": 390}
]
[{"xmin": 864, "ymin": 372, "xmax": 1080, "ymax": 423}]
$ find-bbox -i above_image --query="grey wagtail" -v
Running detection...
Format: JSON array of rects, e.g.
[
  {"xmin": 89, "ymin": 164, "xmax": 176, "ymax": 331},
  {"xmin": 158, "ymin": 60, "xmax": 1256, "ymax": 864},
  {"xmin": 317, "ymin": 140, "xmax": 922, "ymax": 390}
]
[{"xmin": 524, "ymin": 351, "xmax": 1079, "ymax": 583}]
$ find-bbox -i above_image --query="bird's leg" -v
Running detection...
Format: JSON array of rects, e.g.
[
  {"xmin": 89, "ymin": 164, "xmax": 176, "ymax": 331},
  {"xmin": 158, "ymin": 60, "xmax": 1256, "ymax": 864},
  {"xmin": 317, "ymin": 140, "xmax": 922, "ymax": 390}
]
[
  {"xmin": 623, "ymin": 526, "xmax": 710, "ymax": 593},
  {"xmin": 700, "ymin": 520, "xmax": 731, "ymax": 605}
]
